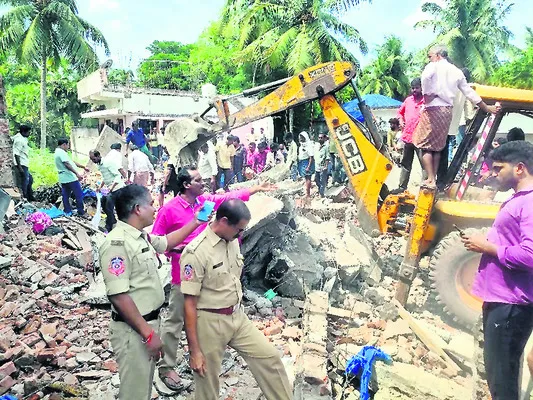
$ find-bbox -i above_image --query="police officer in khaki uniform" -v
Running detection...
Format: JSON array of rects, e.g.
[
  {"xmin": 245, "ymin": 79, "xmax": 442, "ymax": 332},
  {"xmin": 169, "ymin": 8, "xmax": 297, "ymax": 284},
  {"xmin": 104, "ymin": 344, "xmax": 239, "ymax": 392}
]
[
  {"xmin": 181, "ymin": 199, "xmax": 292, "ymax": 400},
  {"xmin": 99, "ymin": 184, "xmax": 204, "ymax": 400}
]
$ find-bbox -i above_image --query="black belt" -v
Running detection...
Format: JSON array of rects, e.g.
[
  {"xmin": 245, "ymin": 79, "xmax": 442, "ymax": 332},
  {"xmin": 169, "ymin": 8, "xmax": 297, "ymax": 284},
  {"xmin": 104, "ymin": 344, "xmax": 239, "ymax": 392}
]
[
  {"xmin": 111, "ymin": 307, "xmax": 161, "ymax": 323},
  {"xmin": 169, "ymin": 248, "xmax": 184, "ymax": 254}
]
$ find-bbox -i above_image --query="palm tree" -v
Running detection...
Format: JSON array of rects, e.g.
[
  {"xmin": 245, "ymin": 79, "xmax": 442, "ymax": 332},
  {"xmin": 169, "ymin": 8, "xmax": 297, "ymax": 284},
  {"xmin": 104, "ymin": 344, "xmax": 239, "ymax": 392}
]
[
  {"xmin": 359, "ymin": 36, "xmax": 411, "ymax": 100},
  {"xmin": 222, "ymin": 0, "xmax": 369, "ymax": 75},
  {"xmin": 414, "ymin": 0, "xmax": 513, "ymax": 82},
  {"xmin": 0, "ymin": 0, "xmax": 109, "ymax": 149}
]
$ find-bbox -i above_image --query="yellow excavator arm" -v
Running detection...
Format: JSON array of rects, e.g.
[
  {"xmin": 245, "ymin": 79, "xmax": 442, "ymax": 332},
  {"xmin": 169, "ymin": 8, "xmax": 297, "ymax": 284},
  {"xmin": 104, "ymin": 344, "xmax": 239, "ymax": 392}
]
[{"xmin": 201, "ymin": 61, "xmax": 393, "ymax": 233}]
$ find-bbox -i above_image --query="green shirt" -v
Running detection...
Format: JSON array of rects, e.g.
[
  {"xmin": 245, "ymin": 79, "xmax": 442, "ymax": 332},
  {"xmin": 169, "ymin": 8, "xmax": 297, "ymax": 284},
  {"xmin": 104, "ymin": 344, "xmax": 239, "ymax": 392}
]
[{"xmin": 54, "ymin": 147, "xmax": 78, "ymax": 184}]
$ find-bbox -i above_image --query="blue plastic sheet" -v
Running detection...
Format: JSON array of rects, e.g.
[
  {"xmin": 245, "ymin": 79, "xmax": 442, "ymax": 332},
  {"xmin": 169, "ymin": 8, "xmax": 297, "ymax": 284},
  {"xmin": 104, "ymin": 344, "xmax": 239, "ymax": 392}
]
[
  {"xmin": 345, "ymin": 345, "xmax": 392, "ymax": 400},
  {"xmin": 38, "ymin": 206, "xmax": 64, "ymax": 219},
  {"xmin": 83, "ymin": 188, "xmax": 97, "ymax": 198},
  {"xmin": 0, "ymin": 395, "xmax": 18, "ymax": 400}
]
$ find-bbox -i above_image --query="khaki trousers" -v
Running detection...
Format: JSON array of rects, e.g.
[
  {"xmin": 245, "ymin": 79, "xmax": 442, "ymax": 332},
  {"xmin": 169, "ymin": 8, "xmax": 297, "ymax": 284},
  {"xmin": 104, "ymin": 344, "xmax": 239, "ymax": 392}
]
[
  {"xmin": 159, "ymin": 285, "xmax": 185, "ymax": 370},
  {"xmin": 194, "ymin": 308, "xmax": 292, "ymax": 400},
  {"xmin": 109, "ymin": 318, "xmax": 160, "ymax": 400}
]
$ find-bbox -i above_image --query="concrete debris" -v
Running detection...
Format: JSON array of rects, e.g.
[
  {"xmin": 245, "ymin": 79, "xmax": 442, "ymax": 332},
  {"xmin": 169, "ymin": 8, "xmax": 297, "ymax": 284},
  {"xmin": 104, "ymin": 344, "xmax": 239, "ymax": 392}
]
[
  {"xmin": 293, "ymin": 291, "xmax": 331, "ymax": 399},
  {"xmin": 0, "ymin": 155, "xmax": 485, "ymax": 400},
  {"xmin": 163, "ymin": 116, "xmax": 218, "ymax": 167}
]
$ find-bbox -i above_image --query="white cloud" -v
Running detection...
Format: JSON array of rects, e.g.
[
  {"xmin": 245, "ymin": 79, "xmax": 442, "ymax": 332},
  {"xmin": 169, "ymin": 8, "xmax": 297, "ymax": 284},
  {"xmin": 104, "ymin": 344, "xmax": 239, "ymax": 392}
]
[{"xmin": 88, "ymin": 0, "xmax": 120, "ymax": 12}]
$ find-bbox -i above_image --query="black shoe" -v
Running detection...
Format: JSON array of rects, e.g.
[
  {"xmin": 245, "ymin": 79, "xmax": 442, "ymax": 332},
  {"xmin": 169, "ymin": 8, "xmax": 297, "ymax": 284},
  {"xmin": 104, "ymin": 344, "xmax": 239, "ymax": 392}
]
[{"xmin": 389, "ymin": 187, "xmax": 407, "ymax": 195}]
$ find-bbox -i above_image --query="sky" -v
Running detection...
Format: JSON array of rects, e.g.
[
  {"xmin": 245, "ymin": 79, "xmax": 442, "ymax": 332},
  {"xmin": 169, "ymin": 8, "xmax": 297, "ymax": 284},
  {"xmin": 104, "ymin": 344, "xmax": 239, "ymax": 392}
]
[{"xmin": 77, "ymin": 0, "xmax": 531, "ymax": 72}]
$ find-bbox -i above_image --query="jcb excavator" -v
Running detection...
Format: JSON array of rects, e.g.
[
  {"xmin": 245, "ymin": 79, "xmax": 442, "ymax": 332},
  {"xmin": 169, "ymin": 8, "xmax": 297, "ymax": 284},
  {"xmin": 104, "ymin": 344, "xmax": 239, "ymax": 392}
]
[{"xmin": 171, "ymin": 61, "xmax": 533, "ymax": 328}]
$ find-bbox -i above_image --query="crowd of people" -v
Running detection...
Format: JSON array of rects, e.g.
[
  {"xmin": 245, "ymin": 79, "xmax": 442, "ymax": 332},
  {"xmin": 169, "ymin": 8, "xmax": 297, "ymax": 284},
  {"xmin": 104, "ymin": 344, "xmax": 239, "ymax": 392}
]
[{"xmin": 9, "ymin": 43, "xmax": 533, "ymax": 400}]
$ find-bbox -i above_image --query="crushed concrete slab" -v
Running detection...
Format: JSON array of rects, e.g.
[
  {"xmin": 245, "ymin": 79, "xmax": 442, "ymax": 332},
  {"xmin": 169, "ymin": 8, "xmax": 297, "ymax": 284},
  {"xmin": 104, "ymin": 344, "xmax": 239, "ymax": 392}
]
[
  {"xmin": 244, "ymin": 194, "xmax": 285, "ymax": 236},
  {"xmin": 265, "ymin": 233, "xmax": 325, "ymax": 298},
  {"xmin": 163, "ymin": 116, "xmax": 217, "ymax": 166},
  {"xmin": 374, "ymin": 362, "xmax": 469, "ymax": 400}
]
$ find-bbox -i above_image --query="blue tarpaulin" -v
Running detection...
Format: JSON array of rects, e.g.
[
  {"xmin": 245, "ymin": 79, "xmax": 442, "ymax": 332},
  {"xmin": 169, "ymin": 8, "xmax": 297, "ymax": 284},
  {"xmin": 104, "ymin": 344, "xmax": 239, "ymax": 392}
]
[
  {"xmin": 345, "ymin": 345, "xmax": 392, "ymax": 400},
  {"xmin": 343, "ymin": 94, "xmax": 402, "ymax": 122}
]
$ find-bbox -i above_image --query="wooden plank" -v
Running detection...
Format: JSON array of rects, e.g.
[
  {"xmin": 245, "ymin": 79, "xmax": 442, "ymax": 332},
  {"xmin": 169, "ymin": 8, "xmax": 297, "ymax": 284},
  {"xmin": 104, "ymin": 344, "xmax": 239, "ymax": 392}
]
[
  {"xmin": 293, "ymin": 299, "xmax": 357, "ymax": 319},
  {"xmin": 61, "ymin": 217, "xmax": 104, "ymax": 236},
  {"xmin": 62, "ymin": 238, "xmax": 79, "ymax": 251},
  {"xmin": 63, "ymin": 228, "xmax": 82, "ymax": 250},
  {"xmin": 393, "ymin": 299, "xmax": 461, "ymax": 373},
  {"xmin": 74, "ymin": 227, "xmax": 92, "ymax": 251}
]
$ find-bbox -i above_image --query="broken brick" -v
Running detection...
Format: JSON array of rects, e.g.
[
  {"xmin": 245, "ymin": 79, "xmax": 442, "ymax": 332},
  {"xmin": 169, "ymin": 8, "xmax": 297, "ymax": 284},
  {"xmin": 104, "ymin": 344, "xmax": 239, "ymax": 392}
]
[
  {"xmin": 0, "ymin": 302, "xmax": 18, "ymax": 318},
  {"xmin": 0, "ymin": 375, "xmax": 15, "ymax": 395},
  {"xmin": 0, "ymin": 361, "xmax": 16, "ymax": 380},
  {"xmin": 103, "ymin": 359, "xmax": 118, "ymax": 373},
  {"xmin": 263, "ymin": 325, "xmax": 281, "ymax": 336}
]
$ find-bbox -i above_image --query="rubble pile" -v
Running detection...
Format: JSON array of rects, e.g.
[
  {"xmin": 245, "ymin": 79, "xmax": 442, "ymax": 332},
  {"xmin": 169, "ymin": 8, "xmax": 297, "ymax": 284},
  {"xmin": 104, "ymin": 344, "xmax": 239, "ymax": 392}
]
[
  {"xmin": 0, "ymin": 219, "xmax": 122, "ymax": 399},
  {"xmin": 241, "ymin": 191, "xmax": 384, "ymax": 302},
  {"xmin": 0, "ymin": 180, "xmax": 482, "ymax": 400}
]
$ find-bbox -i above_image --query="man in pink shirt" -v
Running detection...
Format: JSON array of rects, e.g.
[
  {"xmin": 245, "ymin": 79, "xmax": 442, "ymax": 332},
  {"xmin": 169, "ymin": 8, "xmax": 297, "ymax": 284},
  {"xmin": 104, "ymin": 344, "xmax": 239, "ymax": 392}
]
[
  {"xmin": 252, "ymin": 141, "xmax": 269, "ymax": 174},
  {"xmin": 152, "ymin": 166, "xmax": 274, "ymax": 390},
  {"xmin": 392, "ymin": 78, "xmax": 424, "ymax": 193}
]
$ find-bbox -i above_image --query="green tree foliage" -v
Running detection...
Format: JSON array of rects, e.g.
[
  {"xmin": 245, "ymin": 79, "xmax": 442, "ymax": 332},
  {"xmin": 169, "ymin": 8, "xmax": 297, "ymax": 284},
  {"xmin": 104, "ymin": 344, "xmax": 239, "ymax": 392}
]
[
  {"xmin": 490, "ymin": 29, "xmax": 533, "ymax": 90},
  {"xmin": 0, "ymin": 0, "xmax": 109, "ymax": 148},
  {"xmin": 107, "ymin": 68, "xmax": 135, "ymax": 86},
  {"xmin": 359, "ymin": 36, "xmax": 411, "ymax": 100},
  {"xmin": 222, "ymin": 0, "xmax": 369, "ymax": 74},
  {"xmin": 415, "ymin": 0, "xmax": 513, "ymax": 82},
  {"xmin": 138, "ymin": 41, "xmax": 195, "ymax": 90},
  {"xmin": 3, "ymin": 58, "xmax": 88, "ymax": 148},
  {"xmin": 188, "ymin": 23, "xmax": 249, "ymax": 93}
]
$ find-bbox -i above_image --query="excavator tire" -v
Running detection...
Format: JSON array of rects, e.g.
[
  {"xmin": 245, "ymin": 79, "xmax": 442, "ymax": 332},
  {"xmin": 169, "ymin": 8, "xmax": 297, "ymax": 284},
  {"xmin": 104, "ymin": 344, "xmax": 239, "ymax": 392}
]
[{"xmin": 429, "ymin": 228, "xmax": 487, "ymax": 329}]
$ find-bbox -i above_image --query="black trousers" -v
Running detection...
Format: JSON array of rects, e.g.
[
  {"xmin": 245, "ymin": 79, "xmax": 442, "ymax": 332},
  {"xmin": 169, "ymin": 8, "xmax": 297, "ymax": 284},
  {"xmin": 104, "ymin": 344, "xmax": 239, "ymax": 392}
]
[
  {"xmin": 102, "ymin": 193, "xmax": 117, "ymax": 232},
  {"xmin": 483, "ymin": 302, "xmax": 533, "ymax": 400},
  {"xmin": 436, "ymin": 135, "xmax": 454, "ymax": 187},
  {"xmin": 217, "ymin": 168, "xmax": 233, "ymax": 191},
  {"xmin": 398, "ymin": 142, "xmax": 424, "ymax": 189}
]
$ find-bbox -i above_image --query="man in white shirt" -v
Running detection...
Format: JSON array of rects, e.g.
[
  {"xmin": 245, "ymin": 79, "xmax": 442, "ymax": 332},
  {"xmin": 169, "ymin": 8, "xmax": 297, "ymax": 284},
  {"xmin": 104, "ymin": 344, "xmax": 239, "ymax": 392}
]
[
  {"xmin": 197, "ymin": 143, "xmax": 217, "ymax": 193},
  {"xmin": 297, "ymin": 131, "xmax": 315, "ymax": 198},
  {"xmin": 412, "ymin": 45, "xmax": 498, "ymax": 187},
  {"xmin": 128, "ymin": 145, "xmax": 155, "ymax": 187},
  {"xmin": 12, "ymin": 124, "xmax": 34, "ymax": 200},
  {"xmin": 89, "ymin": 145, "xmax": 127, "ymax": 232}
]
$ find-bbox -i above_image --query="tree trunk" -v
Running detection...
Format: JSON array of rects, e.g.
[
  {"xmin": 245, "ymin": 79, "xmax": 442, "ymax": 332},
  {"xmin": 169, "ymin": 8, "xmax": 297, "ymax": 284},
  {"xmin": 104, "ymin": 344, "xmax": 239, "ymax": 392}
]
[
  {"xmin": 40, "ymin": 54, "xmax": 47, "ymax": 149},
  {"xmin": 0, "ymin": 74, "xmax": 15, "ymax": 188}
]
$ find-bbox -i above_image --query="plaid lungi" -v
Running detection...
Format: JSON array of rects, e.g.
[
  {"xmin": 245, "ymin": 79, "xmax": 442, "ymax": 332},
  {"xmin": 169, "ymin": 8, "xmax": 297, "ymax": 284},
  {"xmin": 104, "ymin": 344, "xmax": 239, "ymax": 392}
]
[
  {"xmin": 133, "ymin": 171, "xmax": 150, "ymax": 186},
  {"xmin": 412, "ymin": 106, "xmax": 453, "ymax": 152}
]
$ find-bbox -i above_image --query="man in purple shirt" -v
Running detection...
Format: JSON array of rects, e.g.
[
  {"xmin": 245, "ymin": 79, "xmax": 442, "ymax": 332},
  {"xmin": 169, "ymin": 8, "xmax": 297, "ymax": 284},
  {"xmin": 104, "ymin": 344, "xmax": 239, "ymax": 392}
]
[{"xmin": 462, "ymin": 141, "xmax": 533, "ymax": 400}]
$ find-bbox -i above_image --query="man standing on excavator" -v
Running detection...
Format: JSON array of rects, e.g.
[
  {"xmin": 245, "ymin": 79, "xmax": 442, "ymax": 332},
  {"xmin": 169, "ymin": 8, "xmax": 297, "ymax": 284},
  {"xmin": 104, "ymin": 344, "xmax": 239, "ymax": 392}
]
[
  {"xmin": 462, "ymin": 141, "xmax": 533, "ymax": 400},
  {"xmin": 412, "ymin": 45, "xmax": 499, "ymax": 187}
]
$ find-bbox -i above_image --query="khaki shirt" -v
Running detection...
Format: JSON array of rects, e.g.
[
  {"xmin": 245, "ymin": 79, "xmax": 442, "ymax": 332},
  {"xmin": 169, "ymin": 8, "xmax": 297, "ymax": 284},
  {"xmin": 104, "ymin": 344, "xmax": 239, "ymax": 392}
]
[
  {"xmin": 215, "ymin": 143, "xmax": 236, "ymax": 169},
  {"xmin": 180, "ymin": 225, "xmax": 244, "ymax": 309},
  {"xmin": 99, "ymin": 221, "xmax": 167, "ymax": 316}
]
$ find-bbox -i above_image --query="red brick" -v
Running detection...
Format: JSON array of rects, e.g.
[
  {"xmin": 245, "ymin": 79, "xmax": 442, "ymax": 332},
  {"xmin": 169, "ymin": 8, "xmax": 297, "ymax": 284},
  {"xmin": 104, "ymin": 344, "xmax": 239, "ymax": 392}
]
[
  {"xmin": 0, "ymin": 361, "xmax": 16, "ymax": 380},
  {"xmin": 103, "ymin": 359, "xmax": 118, "ymax": 373},
  {"xmin": 0, "ymin": 375, "xmax": 15, "ymax": 395},
  {"xmin": 263, "ymin": 325, "xmax": 281, "ymax": 336}
]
